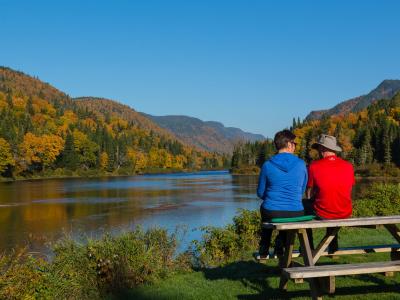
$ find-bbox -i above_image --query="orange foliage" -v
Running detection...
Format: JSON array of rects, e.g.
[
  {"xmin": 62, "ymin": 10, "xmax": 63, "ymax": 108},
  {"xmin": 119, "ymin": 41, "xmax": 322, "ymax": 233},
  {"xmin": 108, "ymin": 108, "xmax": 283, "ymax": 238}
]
[
  {"xmin": 82, "ymin": 118, "xmax": 97, "ymax": 132},
  {"xmin": 20, "ymin": 133, "xmax": 64, "ymax": 168},
  {"xmin": 12, "ymin": 96, "xmax": 26, "ymax": 110}
]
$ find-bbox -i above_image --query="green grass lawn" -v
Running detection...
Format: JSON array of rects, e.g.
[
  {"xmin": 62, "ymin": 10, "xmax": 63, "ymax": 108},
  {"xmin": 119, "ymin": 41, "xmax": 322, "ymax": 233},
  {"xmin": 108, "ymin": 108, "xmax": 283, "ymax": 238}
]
[{"xmin": 120, "ymin": 228, "xmax": 400, "ymax": 300}]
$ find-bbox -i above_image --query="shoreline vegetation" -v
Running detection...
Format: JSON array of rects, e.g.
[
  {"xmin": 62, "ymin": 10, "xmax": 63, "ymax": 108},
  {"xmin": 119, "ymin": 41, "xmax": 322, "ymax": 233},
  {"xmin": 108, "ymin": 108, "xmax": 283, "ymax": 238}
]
[
  {"xmin": 0, "ymin": 167, "xmax": 228, "ymax": 183},
  {"xmin": 230, "ymin": 165, "xmax": 400, "ymax": 178},
  {"xmin": 2, "ymin": 163, "xmax": 399, "ymax": 183},
  {"xmin": 1, "ymin": 183, "xmax": 399, "ymax": 299}
]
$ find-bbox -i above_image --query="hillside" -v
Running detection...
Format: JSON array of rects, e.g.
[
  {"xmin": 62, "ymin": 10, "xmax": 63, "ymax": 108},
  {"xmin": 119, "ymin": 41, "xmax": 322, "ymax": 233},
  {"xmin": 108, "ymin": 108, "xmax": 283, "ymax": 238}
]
[
  {"xmin": 306, "ymin": 80, "xmax": 400, "ymax": 120},
  {"xmin": 74, "ymin": 97, "xmax": 177, "ymax": 141},
  {"xmin": 144, "ymin": 114, "xmax": 265, "ymax": 154},
  {"xmin": 232, "ymin": 92, "xmax": 400, "ymax": 176},
  {"xmin": 0, "ymin": 66, "xmax": 226, "ymax": 178}
]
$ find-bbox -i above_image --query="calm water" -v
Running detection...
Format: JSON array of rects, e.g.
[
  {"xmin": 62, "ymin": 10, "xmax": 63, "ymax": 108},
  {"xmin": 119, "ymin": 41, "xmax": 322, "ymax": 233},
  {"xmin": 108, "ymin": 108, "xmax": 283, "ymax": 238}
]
[
  {"xmin": 0, "ymin": 171, "xmax": 260, "ymax": 253},
  {"xmin": 0, "ymin": 171, "xmax": 395, "ymax": 254}
]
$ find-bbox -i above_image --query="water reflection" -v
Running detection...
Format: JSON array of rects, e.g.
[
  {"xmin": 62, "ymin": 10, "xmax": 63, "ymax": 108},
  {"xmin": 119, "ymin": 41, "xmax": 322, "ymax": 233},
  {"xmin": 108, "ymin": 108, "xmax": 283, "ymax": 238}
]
[
  {"xmin": 0, "ymin": 172, "xmax": 390, "ymax": 253},
  {"xmin": 0, "ymin": 171, "xmax": 261, "ymax": 253}
]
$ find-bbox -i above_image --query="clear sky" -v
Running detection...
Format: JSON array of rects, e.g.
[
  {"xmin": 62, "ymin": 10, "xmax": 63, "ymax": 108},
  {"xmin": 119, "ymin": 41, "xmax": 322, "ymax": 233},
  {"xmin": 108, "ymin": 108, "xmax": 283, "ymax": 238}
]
[{"xmin": 2, "ymin": 0, "xmax": 400, "ymax": 137}]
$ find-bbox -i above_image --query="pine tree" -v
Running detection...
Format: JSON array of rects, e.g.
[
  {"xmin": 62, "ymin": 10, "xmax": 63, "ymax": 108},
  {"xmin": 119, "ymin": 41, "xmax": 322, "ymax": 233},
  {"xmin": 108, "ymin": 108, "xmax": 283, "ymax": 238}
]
[
  {"xmin": 60, "ymin": 132, "xmax": 79, "ymax": 170},
  {"xmin": 382, "ymin": 123, "xmax": 392, "ymax": 165},
  {"xmin": 27, "ymin": 97, "xmax": 35, "ymax": 115}
]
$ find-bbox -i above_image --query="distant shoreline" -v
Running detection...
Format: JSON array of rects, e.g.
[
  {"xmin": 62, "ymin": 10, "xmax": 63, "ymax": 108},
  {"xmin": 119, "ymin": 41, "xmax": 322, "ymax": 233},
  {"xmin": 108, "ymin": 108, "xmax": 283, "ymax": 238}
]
[{"xmin": 0, "ymin": 168, "xmax": 229, "ymax": 183}]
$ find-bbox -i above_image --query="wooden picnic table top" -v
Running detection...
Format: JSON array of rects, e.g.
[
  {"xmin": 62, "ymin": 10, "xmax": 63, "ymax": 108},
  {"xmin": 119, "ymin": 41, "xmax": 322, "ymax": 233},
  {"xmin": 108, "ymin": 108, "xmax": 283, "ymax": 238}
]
[{"xmin": 263, "ymin": 215, "xmax": 400, "ymax": 230}]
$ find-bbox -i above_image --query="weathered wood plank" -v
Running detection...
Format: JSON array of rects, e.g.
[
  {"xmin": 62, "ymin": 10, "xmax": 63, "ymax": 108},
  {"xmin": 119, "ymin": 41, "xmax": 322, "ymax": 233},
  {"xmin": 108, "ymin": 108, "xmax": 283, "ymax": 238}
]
[
  {"xmin": 263, "ymin": 215, "xmax": 400, "ymax": 230},
  {"xmin": 283, "ymin": 261, "xmax": 400, "ymax": 279},
  {"xmin": 312, "ymin": 227, "xmax": 340, "ymax": 264},
  {"xmin": 257, "ymin": 244, "xmax": 400, "ymax": 260},
  {"xmin": 297, "ymin": 229, "xmax": 322, "ymax": 300}
]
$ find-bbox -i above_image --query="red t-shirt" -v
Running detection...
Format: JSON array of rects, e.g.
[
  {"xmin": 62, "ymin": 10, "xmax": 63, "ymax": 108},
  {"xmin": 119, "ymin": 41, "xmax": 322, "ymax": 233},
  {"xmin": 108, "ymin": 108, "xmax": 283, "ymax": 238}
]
[{"xmin": 307, "ymin": 155, "xmax": 355, "ymax": 219}]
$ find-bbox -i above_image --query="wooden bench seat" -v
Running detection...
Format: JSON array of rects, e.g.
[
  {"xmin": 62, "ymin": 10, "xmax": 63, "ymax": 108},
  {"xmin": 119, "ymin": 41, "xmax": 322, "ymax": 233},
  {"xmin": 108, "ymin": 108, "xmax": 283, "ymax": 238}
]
[
  {"xmin": 283, "ymin": 260, "xmax": 400, "ymax": 280},
  {"xmin": 255, "ymin": 244, "xmax": 400, "ymax": 260}
]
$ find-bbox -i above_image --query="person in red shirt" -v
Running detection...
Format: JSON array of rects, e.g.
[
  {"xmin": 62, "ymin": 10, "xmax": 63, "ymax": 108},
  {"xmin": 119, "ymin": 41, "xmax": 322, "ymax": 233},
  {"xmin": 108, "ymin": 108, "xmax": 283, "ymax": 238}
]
[{"xmin": 304, "ymin": 134, "xmax": 355, "ymax": 252}]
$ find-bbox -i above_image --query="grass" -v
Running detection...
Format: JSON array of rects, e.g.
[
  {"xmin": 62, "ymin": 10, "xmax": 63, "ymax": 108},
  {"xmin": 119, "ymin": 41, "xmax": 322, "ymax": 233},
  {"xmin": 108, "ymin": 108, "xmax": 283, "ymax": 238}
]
[{"xmin": 122, "ymin": 228, "xmax": 400, "ymax": 300}]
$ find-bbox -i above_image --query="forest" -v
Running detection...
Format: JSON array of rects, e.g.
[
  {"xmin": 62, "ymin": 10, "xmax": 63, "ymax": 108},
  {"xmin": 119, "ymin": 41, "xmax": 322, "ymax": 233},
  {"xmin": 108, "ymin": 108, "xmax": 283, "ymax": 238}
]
[
  {"xmin": 0, "ymin": 67, "xmax": 229, "ymax": 179},
  {"xmin": 231, "ymin": 92, "xmax": 400, "ymax": 177}
]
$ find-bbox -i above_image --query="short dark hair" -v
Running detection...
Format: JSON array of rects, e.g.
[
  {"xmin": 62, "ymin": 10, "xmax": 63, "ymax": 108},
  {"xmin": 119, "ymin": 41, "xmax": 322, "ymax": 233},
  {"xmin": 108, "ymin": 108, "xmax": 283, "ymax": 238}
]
[{"xmin": 274, "ymin": 130, "xmax": 296, "ymax": 150}]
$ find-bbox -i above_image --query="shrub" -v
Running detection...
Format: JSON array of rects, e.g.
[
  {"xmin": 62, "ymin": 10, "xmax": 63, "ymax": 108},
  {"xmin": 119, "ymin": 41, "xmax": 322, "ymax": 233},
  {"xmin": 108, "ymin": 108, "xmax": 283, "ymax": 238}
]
[
  {"xmin": 233, "ymin": 209, "xmax": 261, "ymax": 249},
  {"xmin": 0, "ymin": 248, "xmax": 51, "ymax": 300},
  {"xmin": 353, "ymin": 183, "xmax": 400, "ymax": 217},
  {"xmin": 0, "ymin": 227, "xmax": 188, "ymax": 299},
  {"xmin": 230, "ymin": 166, "xmax": 260, "ymax": 175},
  {"xmin": 192, "ymin": 209, "xmax": 261, "ymax": 267}
]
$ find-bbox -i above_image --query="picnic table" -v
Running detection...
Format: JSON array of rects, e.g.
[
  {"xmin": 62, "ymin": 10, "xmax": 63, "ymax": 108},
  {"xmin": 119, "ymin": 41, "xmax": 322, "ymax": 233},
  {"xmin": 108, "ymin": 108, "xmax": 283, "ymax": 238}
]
[{"xmin": 262, "ymin": 215, "xmax": 400, "ymax": 299}]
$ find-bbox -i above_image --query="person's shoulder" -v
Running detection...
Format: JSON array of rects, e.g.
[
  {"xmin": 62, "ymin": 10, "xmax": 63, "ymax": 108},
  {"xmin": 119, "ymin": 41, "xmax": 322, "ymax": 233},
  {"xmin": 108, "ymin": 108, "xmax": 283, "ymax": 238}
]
[
  {"xmin": 294, "ymin": 155, "xmax": 306, "ymax": 165},
  {"xmin": 309, "ymin": 158, "xmax": 323, "ymax": 167},
  {"xmin": 338, "ymin": 157, "xmax": 354, "ymax": 170},
  {"xmin": 262, "ymin": 159, "xmax": 273, "ymax": 169}
]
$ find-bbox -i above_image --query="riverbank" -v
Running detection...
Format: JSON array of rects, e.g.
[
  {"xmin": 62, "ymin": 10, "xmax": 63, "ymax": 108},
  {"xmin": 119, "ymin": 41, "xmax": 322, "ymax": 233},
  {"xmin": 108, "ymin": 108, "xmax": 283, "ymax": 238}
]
[
  {"xmin": 0, "ymin": 167, "xmax": 228, "ymax": 183},
  {"xmin": 230, "ymin": 164, "xmax": 400, "ymax": 179},
  {"xmin": 3, "ymin": 224, "xmax": 398, "ymax": 299}
]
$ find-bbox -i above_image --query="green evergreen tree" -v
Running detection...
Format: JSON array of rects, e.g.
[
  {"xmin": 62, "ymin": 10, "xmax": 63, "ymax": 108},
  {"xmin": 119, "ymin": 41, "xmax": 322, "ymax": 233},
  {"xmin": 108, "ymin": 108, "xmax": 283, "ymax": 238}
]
[
  {"xmin": 383, "ymin": 123, "xmax": 392, "ymax": 165},
  {"xmin": 60, "ymin": 132, "xmax": 79, "ymax": 170}
]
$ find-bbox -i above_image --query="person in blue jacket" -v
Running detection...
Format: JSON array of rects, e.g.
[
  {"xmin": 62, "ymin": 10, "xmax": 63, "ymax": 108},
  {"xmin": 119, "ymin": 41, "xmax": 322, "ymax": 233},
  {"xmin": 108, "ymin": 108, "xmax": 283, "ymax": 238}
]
[{"xmin": 257, "ymin": 130, "xmax": 308, "ymax": 258}]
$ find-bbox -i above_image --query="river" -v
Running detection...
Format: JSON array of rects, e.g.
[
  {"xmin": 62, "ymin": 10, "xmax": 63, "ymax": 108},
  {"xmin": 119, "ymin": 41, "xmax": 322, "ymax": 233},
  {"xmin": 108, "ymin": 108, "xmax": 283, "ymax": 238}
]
[{"xmin": 0, "ymin": 171, "xmax": 395, "ymax": 254}]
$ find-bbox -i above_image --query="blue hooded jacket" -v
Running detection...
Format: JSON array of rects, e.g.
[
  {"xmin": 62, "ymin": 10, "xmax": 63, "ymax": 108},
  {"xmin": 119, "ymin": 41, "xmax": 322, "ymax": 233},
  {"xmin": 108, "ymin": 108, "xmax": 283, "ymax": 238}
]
[{"xmin": 257, "ymin": 153, "xmax": 307, "ymax": 211}]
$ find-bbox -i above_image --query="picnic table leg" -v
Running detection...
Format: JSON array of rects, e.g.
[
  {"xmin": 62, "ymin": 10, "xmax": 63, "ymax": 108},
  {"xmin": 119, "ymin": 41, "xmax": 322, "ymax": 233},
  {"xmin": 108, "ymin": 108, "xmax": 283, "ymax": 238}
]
[
  {"xmin": 384, "ymin": 224, "xmax": 400, "ymax": 261},
  {"xmin": 279, "ymin": 229, "xmax": 296, "ymax": 290},
  {"xmin": 312, "ymin": 227, "xmax": 340, "ymax": 264},
  {"xmin": 384, "ymin": 224, "xmax": 400, "ymax": 243},
  {"xmin": 298, "ymin": 229, "xmax": 322, "ymax": 300}
]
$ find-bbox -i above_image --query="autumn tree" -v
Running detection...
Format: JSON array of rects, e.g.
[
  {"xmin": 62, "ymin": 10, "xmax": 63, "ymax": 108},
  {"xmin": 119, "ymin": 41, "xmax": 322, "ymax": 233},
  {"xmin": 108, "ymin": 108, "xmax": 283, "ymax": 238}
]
[{"xmin": 0, "ymin": 138, "xmax": 15, "ymax": 175}]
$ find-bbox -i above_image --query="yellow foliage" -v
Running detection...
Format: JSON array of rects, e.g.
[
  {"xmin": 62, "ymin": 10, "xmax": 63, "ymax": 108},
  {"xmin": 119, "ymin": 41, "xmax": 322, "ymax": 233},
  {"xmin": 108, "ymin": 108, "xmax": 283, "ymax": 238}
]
[
  {"xmin": 12, "ymin": 96, "xmax": 26, "ymax": 110},
  {"xmin": 31, "ymin": 96, "xmax": 56, "ymax": 116},
  {"xmin": 99, "ymin": 152, "xmax": 109, "ymax": 170},
  {"xmin": 328, "ymin": 123, "xmax": 337, "ymax": 135},
  {"xmin": 127, "ymin": 148, "xmax": 148, "ymax": 171},
  {"xmin": 32, "ymin": 113, "xmax": 49, "ymax": 127},
  {"xmin": 358, "ymin": 110, "xmax": 368, "ymax": 121},
  {"xmin": 72, "ymin": 130, "xmax": 89, "ymax": 151},
  {"xmin": 19, "ymin": 133, "xmax": 64, "ymax": 168},
  {"xmin": 111, "ymin": 118, "xmax": 128, "ymax": 131},
  {"xmin": 0, "ymin": 99, "xmax": 7, "ymax": 110},
  {"xmin": 172, "ymin": 155, "xmax": 187, "ymax": 169},
  {"xmin": 0, "ymin": 138, "xmax": 15, "ymax": 173},
  {"xmin": 61, "ymin": 110, "xmax": 78, "ymax": 125},
  {"xmin": 82, "ymin": 118, "xmax": 97, "ymax": 132},
  {"xmin": 346, "ymin": 113, "xmax": 358, "ymax": 125}
]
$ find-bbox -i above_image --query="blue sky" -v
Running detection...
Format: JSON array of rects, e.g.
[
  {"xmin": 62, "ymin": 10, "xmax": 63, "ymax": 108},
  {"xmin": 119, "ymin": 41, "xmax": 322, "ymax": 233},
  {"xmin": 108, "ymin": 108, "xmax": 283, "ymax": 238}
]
[{"xmin": 2, "ymin": 0, "xmax": 400, "ymax": 137}]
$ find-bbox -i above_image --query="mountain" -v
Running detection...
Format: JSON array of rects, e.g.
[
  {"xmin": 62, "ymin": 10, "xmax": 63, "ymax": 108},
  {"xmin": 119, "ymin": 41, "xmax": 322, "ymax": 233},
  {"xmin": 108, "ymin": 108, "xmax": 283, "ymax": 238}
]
[
  {"xmin": 306, "ymin": 80, "xmax": 400, "ymax": 120},
  {"xmin": 0, "ymin": 66, "xmax": 227, "ymax": 178},
  {"xmin": 143, "ymin": 114, "xmax": 265, "ymax": 154},
  {"xmin": 74, "ymin": 97, "xmax": 176, "ymax": 140}
]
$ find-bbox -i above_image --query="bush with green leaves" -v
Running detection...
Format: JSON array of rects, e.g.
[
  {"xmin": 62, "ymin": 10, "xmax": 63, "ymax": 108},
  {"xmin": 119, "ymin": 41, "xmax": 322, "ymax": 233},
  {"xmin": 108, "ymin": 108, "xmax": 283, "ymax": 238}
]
[
  {"xmin": 0, "ymin": 227, "xmax": 188, "ymax": 299},
  {"xmin": 192, "ymin": 209, "xmax": 261, "ymax": 267},
  {"xmin": 353, "ymin": 183, "xmax": 400, "ymax": 217}
]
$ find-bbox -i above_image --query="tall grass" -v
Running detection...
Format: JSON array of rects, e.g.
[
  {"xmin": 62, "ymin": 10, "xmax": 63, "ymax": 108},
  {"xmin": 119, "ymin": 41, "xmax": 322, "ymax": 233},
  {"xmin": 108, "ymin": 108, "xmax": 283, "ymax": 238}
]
[{"xmin": 0, "ymin": 228, "xmax": 189, "ymax": 299}]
